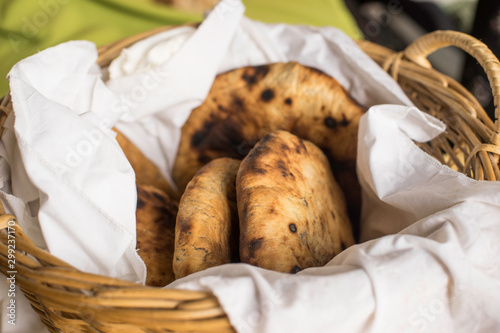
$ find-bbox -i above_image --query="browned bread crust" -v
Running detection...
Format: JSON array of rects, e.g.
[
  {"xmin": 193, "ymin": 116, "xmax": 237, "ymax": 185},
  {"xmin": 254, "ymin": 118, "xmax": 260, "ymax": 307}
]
[
  {"xmin": 136, "ymin": 184, "xmax": 178, "ymax": 287},
  {"xmin": 237, "ymin": 130, "xmax": 355, "ymax": 273},
  {"xmin": 173, "ymin": 158, "xmax": 240, "ymax": 279},
  {"xmin": 172, "ymin": 62, "xmax": 366, "ymax": 192}
]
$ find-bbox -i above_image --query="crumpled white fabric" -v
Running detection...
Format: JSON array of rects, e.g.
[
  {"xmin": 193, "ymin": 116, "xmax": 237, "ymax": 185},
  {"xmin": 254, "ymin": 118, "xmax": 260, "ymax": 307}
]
[
  {"xmin": 4, "ymin": 41, "xmax": 145, "ymax": 282},
  {"xmin": 2, "ymin": 0, "xmax": 500, "ymax": 332}
]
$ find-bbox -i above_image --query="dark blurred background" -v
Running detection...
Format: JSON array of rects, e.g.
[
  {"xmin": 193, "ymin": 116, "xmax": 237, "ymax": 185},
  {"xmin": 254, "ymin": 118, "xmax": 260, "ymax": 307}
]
[{"xmin": 345, "ymin": 0, "xmax": 499, "ymax": 120}]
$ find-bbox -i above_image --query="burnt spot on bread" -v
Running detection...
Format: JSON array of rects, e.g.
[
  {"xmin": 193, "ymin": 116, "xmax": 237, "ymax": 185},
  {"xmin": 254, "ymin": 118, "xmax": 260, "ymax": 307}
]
[
  {"xmin": 179, "ymin": 219, "xmax": 192, "ymax": 234},
  {"xmin": 321, "ymin": 105, "xmax": 325, "ymax": 111},
  {"xmin": 254, "ymin": 168, "xmax": 268, "ymax": 175},
  {"xmin": 152, "ymin": 191, "xmax": 166, "ymax": 204},
  {"xmin": 194, "ymin": 246, "xmax": 209, "ymax": 254},
  {"xmin": 331, "ymin": 211, "xmax": 336, "ymax": 220},
  {"xmin": 243, "ymin": 146, "xmax": 268, "ymax": 175},
  {"xmin": 193, "ymin": 117, "xmax": 247, "ymax": 160},
  {"xmin": 191, "ymin": 131, "xmax": 204, "ymax": 148},
  {"xmin": 291, "ymin": 265, "xmax": 302, "ymax": 274},
  {"xmin": 302, "ymin": 198, "xmax": 308, "ymax": 208},
  {"xmin": 276, "ymin": 160, "xmax": 291, "ymax": 178},
  {"xmin": 241, "ymin": 65, "xmax": 270, "ymax": 86},
  {"xmin": 139, "ymin": 187, "xmax": 150, "ymax": 198},
  {"xmin": 194, "ymin": 166, "xmax": 208, "ymax": 178},
  {"xmin": 276, "ymin": 160, "xmax": 287, "ymax": 170},
  {"xmin": 269, "ymin": 208, "xmax": 276, "ymax": 214},
  {"xmin": 258, "ymin": 132, "xmax": 275, "ymax": 146},
  {"xmin": 284, "ymin": 98, "xmax": 293, "ymax": 105},
  {"xmin": 340, "ymin": 114, "xmax": 350, "ymax": 127},
  {"xmin": 136, "ymin": 197, "xmax": 146, "ymax": 210},
  {"xmin": 294, "ymin": 139, "xmax": 308, "ymax": 155},
  {"xmin": 299, "ymin": 139, "xmax": 307, "ymax": 152},
  {"xmin": 248, "ymin": 237, "xmax": 264, "ymax": 258},
  {"xmin": 186, "ymin": 183, "xmax": 196, "ymax": 193},
  {"xmin": 240, "ymin": 204, "xmax": 249, "ymax": 223},
  {"xmin": 281, "ymin": 144, "xmax": 290, "ymax": 151},
  {"xmin": 233, "ymin": 97, "xmax": 245, "ymax": 111},
  {"xmin": 155, "ymin": 205, "xmax": 177, "ymax": 228},
  {"xmin": 261, "ymin": 89, "xmax": 275, "ymax": 102},
  {"xmin": 210, "ymin": 120, "xmax": 246, "ymax": 155},
  {"xmin": 289, "ymin": 223, "xmax": 297, "ymax": 233},
  {"xmin": 324, "ymin": 117, "xmax": 337, "ymax": 129},
  {"xmin": 217, "ymin": 104, "xmax": 229, "ymax": 112},
  {"xmin": 191, "ymin": 119, "xmax": 214, "ymax": 147}
]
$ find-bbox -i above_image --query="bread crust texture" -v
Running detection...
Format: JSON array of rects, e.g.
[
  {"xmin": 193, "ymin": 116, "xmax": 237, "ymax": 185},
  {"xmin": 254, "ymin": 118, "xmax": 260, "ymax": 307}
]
[
  {"xmin": 237, "ymin": 130, "xmax": 355, "ymax": 273},
  {"xmin": 173, "ymin": 62, "xmax": 366, "ymax": 192},
  {"xmin": 173, "ymin": 158, "xmax": 241, "ymax": 279},
  {"xmin": 136, "ymin": 184, "xmax": 178, "ymax": 286}
]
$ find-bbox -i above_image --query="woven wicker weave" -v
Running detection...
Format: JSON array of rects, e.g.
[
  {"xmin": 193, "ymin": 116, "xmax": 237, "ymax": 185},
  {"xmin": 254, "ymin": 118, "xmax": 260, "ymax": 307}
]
[{"xmin": 0, "ymin": 28, "xmax": 499, "ymax": 332}]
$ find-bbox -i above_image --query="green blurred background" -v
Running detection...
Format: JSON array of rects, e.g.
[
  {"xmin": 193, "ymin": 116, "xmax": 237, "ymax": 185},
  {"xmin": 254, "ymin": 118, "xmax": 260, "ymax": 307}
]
[{"xmin": 0, "ymin": 0, "xmax": 362, "ymax": 96}]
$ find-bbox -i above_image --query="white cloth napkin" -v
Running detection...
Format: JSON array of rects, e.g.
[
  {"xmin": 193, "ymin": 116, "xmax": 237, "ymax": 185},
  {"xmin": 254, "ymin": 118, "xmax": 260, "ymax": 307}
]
[{"xmin": 4, "ymin": 41, "xmax": 145, "ymax": 281}]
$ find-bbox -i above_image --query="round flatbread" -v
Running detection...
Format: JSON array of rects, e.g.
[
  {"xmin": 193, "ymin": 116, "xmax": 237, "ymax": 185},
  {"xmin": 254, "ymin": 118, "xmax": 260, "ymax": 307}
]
[
  {"xmin": 172, "ymin": 61, "xmax": 366, "ymax": 190},
  {"xmin": 237, "ymin": 130, "xmax": 355, "ymax": 273},
  {"xmin": 173, "ymin": 158, "xmax": 240, "ymax": 279}
]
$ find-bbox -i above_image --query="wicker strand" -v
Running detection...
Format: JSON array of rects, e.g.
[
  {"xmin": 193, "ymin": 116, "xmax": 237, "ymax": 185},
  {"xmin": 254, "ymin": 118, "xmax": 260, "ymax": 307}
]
[
  {"xmin": 358, "ymin": 32, "xmax": 500, "ymax": 180},
  {"xmin": 404, "ymin": 30, "xmax": 500, "ymax": 143}
]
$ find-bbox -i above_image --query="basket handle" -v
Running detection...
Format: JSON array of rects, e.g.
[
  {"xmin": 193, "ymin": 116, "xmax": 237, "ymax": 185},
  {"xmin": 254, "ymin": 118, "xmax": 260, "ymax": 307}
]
[{"xmin": 403, "ymin": 30, "xmax": 500, "ymax": 145}]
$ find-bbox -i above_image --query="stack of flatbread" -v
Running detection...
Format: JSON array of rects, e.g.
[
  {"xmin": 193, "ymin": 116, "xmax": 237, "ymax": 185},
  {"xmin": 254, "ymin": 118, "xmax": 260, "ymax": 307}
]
[{"xmin": 118, "ymin": 62, "xmax": 365, "ymax": 285}]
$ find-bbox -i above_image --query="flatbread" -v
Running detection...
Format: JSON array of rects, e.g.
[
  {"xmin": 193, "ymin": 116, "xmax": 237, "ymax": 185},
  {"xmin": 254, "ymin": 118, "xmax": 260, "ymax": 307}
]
[
  {"xmin": 173, "ymin": 158, "xmax": 240, "ymax": 279},
  {"xmin": 172, "ymin": 61, "xmax": 365, "ymax": 189},
  {"xmin": 237, "ymin": 130, "xmax": 355, "ymax": 273},
  {"xmin": 136, "ymin": 184, "xmax": 178, "ymax": 287},
  {"xmin": 172, "ymin": 62, "xmax": 365, "ymax": 234}
]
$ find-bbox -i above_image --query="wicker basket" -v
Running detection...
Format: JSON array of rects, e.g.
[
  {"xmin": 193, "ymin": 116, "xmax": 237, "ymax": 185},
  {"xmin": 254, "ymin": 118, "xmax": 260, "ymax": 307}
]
[{"xmin": 1, "ymin": 27, "xmax": 499, "ymax": 333}]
